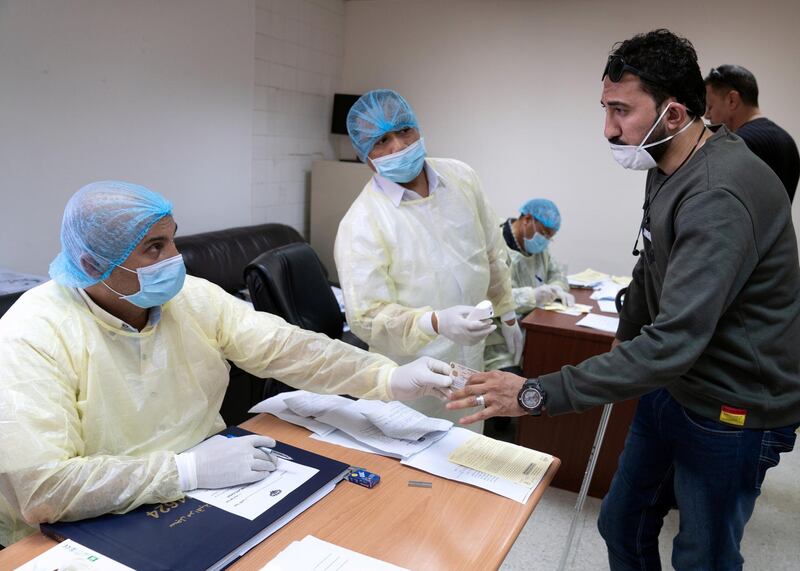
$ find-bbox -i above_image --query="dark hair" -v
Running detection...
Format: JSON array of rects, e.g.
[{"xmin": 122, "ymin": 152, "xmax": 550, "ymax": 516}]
[
  {"xmin": 705, "ymin": 64, "xmax": 759, "ymax": 107},
  {"xmin": 609, "ymin": 29, "xmax": 706, "ymax": 117}
]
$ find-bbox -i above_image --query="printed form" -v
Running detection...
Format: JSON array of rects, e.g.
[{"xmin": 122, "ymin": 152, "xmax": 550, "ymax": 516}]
[{"xmin": 189, "ymin": 460, "xmax": 318, "ymax": 520}]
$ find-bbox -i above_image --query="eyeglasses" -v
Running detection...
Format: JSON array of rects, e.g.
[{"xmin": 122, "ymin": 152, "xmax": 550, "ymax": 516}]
[{"xmin": 602, "ymin": 55, "xmax": 668, "ymax": 89}]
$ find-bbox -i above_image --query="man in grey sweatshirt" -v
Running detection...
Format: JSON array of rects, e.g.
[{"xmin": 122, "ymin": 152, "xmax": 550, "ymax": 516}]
[{"xmin": 448, "ymin": 29, "xmax": 800, "ymax": 570}]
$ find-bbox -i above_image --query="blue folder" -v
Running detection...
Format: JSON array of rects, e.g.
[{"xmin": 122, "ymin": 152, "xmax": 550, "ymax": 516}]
[{"xmin": 41, "ymin": 426, "xmax": 350, "ymax": 570}]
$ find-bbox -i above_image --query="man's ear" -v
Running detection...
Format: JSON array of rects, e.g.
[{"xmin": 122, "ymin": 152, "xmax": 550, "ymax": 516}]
[
  {"xmin": 665, "ymin": 101, "xmax": 689, "ymax": 129},
  {"xmin": 80, "ymin": 254, "xmax": 103, "ymax": 279},
  {"xmin": 727, "ymin": 90, "xmax": 742, "ymax": 111}
]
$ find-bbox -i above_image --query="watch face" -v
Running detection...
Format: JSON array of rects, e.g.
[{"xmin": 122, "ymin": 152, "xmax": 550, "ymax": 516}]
[{"xmin": 521, "ymin": 388, "xmax": 542, "ymax": 410}]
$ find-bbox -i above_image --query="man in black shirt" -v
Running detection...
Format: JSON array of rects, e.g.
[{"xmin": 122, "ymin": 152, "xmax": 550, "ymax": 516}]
[{"xmin": 705, "ymin": 64, "xmax": 799, "ymax": 201}]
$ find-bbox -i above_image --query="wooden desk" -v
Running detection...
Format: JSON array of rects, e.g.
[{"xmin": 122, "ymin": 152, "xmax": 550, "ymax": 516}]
[
  {"xmin": 518, "ymin": 289, "xmax": 637, "ymax": 498},
  {"xmin": 0, "ymin": 414, "xmax": 560, "ymax": 570}
]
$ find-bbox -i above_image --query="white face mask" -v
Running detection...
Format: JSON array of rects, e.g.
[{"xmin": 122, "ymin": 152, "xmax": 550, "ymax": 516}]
[{"xmin": 610, "ymin": 103, "xmax": 695, "ymax": 170}]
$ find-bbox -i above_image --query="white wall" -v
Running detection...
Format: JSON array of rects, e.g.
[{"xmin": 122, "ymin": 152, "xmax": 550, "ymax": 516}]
[
  {"xmin": 341, "ymin": 0, "xmax": 800, "ymax": 276},
  {"xmin": 0, "ymin": 0, "xmax": 255, "ymax": 275},
  {"xmin": 252, "ymin": 0, "xmax": 345, "ymax": 235}
]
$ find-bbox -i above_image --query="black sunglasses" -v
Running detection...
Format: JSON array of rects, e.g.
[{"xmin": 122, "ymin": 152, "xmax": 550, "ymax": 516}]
[{"xmin": 603, "ymin": 55, "xmax": 668, "ymax": 89}]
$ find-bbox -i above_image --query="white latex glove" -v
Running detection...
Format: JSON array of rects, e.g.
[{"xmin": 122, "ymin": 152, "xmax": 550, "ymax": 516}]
[
  {"xmin": 435, "ymin": 305, "xmax": 496, "ymax": 346},
  {"xmin": 390, "ymin": 356, "xmax": 453, "ymax": 401},
  {"xmin": 176, "ymin": 434, "xmax": 276, "ymax": 491},
  {"xmin": 553, "ymin": 285, "xmax": 575, "ymax": 307},
  {"xmin": 501, "ymin": 319, "xmax": 524, "ymax": 365},
  {"xmin": 533, "ymin": 285, "xmax": 560, "ymax": 306}
]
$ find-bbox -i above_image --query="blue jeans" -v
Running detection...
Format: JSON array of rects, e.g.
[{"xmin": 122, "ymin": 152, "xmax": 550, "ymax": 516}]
[{"xmin": 598, "ymin": 389, "xmax": 798, "ymax": 571}]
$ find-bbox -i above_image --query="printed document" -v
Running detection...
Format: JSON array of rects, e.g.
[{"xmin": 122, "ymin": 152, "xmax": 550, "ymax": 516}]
[
  {"xmin": 448, "ymin": 434, "xmax": 553, "ymax": 487},
  {"xmin": 249, "ymin": 390, "xmax": 336, "ymax": 436},
  {"xmin": 401, "ymin": 428, "xmax": 542, "ymax": 503},
  {"xmin": 189, "ymin": 460, "xmax": 318, "ymax": 520},
  {"xmin": 349, "ymin": 399, "xmax": 452, "ymax": 441},
  {"xmin": 283, "ymin": 392, "xmax": 353, "ymax": 419},
  {"xmin": 315, "ymin": 405, "xmax": 445, "ymax": 459},
  {"xmin": 568, "ymin": 268, "xmax": 610, "ymax": 287},
  {"xmin": 597, "ymin": 299, "xmax": 618, "ymax": 313},
  {"xmin": 261, "ymin": 535, "xmax": 408, "ymax": 571},
  {"xmin": 16, "ymin": 539, "xmax": 135, "ymax": 571},
  {"xmin": 576, "ymin": 313, "xmax": 620, "ymax": 333},
  {"xmin": 541, "ymin": 302, "xmax": 593, "ymax": 315}
]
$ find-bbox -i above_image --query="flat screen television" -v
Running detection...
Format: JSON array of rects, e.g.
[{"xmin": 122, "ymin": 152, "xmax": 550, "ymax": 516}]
[{"xmin": 331, "ymin": 93, "xmax": 361, "ymax": 135}]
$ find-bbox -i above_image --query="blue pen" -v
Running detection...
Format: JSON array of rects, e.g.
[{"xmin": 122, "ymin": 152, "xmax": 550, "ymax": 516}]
[{"xmin": 535, "ymin": 274, "xmax": 544, "ymax": 284}]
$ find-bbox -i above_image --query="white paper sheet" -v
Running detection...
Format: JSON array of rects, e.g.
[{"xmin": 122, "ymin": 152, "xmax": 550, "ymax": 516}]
[
  {"xmin": 310, "ymin": 428, "xmax": 388, "ymax": 455},
  {"xmin": 248, "ymin": 391, "xmax": 337, "ymax": 436},
  {"xmin": 261, "ymin": 535, "xmax": 408, "ymax": 571},
  {"xmin": 283, "ymin": 392, "xmax": 353, "ymax": 418},
  {"xmin": 590, "ymin": 279, "xmax": 625, "ymax": 301},
  {"xmin": 575, "ymin": 313, "xmax": 620, "ymax": 333},
  {"xmin": 15, "ymin": 539, "xmax": 135, "ymax": 571},
  {"xmin": 348, "ymin": 399, "xmax": 453, "ymax": 441},
  {"xmin": 597, "ymin": 299, "xmax": 618, "ymax": 313},
  {"xmin": 315, "ymin": 406, "xmax": 445, "ymax": 459},
  {"xmin": 400, "ymin": 428, "xmax": 537, "ymax": 503},
  {"xmin": 188, "ymin": 461, "xmax": 318, "ymax": 520}
]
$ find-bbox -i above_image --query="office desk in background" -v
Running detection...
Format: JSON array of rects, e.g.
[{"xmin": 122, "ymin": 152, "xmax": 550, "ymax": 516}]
[
  {"xmin": 518, "ymin": 289, "xmax": 637, "ymax": 498},
  {"xmin": 0, "ymin": 414, "xmax": 561, "ymax": 571}
]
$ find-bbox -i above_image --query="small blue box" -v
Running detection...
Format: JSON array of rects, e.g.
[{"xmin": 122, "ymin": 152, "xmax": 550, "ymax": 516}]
[{"xmin": 346, "ymin": 467, "xmax": 380, "ymax": 488}]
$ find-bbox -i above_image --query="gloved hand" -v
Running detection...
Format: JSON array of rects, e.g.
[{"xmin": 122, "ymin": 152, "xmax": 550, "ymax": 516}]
[
  {"xmin": 533, "ymin": 285, "xmax": 560, "ymax": 306},
  {"xmin": 390, "ymin": 356, "xmax": 453, "ymax": 400},
  {"xmin": 501, "ymin": 319, "xmax": 524, "ymax": 365},
  {"xmin": 176, "ymin": 434, "xmax": 276, "ymax": 491},
  {"xmin": 435, "ymin": 305, "xmax": 496, "ymax": 345},
  {"xmin": 553, "ymin": 286, "xmax": 575, "ymax": 307}
]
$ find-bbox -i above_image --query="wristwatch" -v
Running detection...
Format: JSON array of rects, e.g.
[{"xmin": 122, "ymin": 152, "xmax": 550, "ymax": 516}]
[{"xmin": 517, "ymin": 378, "xmax": 546, "ymax": 416}]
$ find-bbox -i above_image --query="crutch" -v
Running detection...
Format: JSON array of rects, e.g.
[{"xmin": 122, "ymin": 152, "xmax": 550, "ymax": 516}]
[{"xmin": 557, "ymin": 402, "xmax": 614, "ymax": 571}]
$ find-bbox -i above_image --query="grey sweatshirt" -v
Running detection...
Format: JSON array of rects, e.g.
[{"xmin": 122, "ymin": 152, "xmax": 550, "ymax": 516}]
[{"xmin": 540, "ymin": 126, "xmax": 800, "ymax": 429}]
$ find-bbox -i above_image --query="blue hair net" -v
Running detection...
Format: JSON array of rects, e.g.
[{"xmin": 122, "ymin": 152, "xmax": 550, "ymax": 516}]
[
  {"xmin": 49, "ymin": 181, "xmax": 173, "ymax": 288},
  {"xmin": 520, "ymin": 198, "xmax": 561, "ymax": 231},
  {"xmin": 346, "ymin": 89, "xmax": 419, "ymax": 161}
]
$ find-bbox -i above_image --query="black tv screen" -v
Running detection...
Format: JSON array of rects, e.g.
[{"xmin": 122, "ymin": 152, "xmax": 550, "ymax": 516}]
[{"xmin": 331, "ymin": 93, "xmax": 361, "ymax": 135}]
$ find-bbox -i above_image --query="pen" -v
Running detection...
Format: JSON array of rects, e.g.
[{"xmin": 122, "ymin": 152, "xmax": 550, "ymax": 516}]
[
  {"xmin": 259, "ymin": 447, "xmax": 294, "ymax": 462},
  {"xmin": 535, "ymin": 274, "xmax": 543, "ymax": 284}
]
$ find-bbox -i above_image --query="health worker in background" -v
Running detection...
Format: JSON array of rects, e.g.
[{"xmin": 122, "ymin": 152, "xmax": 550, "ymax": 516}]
[
  {"xmin": 334, "ymin": 89, "xmax": 521, "ymax": 431},
  {"xmin": 0, "ymin": 181, "xmax": 452, "ymax": 547},
  {"xmin": 485, "ymin": 198, "xmax": 574, "ymax": 371}
]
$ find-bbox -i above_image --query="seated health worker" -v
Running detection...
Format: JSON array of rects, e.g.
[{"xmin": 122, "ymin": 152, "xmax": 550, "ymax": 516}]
[
  {"xmin": 485, "ymin": 198, "xmax": 573, "ymax": 370},
  {"xmin": 0, "ymin": 181, "xmax": 452, "ymax": 547},
  {"xmin": 334, "ymin": 89, "xmax": 521, "ymax": 431}
]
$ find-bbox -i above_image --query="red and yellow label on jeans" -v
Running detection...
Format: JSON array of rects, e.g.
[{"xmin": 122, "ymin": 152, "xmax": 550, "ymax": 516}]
[{"xmin": 719, "ymin": 405, "xmax": 747, "ymax": 426}]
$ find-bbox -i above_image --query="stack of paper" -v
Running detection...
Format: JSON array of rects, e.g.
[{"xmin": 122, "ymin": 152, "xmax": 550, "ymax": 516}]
[
  {"xmin": 251, "ymin": 392, "xmax": 554, "ymax": 503},
  {"xmin": 262, "ymin": 535, "xmax": 408, "ymax": 570},
  {"xmin": 541, "ymin": 302, "xmax": 593, "ymax": 316},
  {"xmin": 567, "ymin": 268, "xmax": 610, "ymax": 288},
  {"xmin": 250, "ymin": 392, "xmax": 451, "ymax": 459},
  {"xmin": 576, "ymin": 313, "xmax": 619, "ymax": 333},
  {"xmin": 401, "ymin": 428, "xmax": 553, "ymax": 503}
]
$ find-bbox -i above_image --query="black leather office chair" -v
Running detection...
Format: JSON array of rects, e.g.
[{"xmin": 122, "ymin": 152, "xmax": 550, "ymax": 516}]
[{"xmin": 245, "ymin": 242, "xmax": 367, "ymax": 398}]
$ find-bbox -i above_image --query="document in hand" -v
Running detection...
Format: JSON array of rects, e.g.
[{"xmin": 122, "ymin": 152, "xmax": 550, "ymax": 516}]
[{"xmin": 40, "ymin": 427, "xmax": 350, "ymax": 571}]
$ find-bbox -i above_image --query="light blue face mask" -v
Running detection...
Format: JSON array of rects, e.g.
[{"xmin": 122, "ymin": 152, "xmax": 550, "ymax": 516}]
[
  {"xmin": 370, "ymin": 138, "xmax": 427, "ymax": 183},
  {"xmin": 102, "ymin": 253, "xmax": 186, "ymax": 308},
  {"xmin": 524, "ymin": 229, "xmax": 550, "ymax": 255}
]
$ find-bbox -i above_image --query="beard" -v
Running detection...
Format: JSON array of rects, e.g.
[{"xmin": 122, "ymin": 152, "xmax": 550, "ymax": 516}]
[{"xmin": 642, "ymin": 121, "xmax": 673, "ymax": 163}]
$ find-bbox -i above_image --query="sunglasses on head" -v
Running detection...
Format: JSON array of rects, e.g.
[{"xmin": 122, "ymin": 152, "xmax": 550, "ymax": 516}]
[{"xmin": 602, "ymin": 55, "xmax": 668, "ymax": 89}]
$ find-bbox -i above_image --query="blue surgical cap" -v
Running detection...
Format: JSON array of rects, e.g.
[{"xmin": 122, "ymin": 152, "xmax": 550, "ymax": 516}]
[
  {"xmin": 49, "ymin": 181, "xmax": 173, "ymax": 288},
  {"xmin": 347, "ymin": 89, "xmax": 419, "ymax": 161},
  {"xmin": 520, "ymin": 198, "xmax": 561, "ymax": 231}
]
